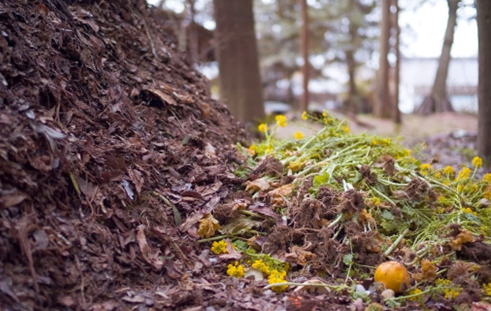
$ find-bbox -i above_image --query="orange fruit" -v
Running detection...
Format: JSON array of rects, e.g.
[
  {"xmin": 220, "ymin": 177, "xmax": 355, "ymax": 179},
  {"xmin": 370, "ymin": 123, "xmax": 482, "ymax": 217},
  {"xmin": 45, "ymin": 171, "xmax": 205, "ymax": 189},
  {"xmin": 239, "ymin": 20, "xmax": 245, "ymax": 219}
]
[{"xmin": 374, "ymin": 261, "xmax": 411, "ymax": 294}]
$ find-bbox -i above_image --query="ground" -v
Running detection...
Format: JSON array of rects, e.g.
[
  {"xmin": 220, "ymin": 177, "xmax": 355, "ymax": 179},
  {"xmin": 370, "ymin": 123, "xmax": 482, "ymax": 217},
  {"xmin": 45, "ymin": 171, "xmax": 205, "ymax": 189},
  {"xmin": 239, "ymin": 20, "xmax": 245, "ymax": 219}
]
[{"xmin": 1, "ymin": 1, "xmax": 490, "ymax": 311}]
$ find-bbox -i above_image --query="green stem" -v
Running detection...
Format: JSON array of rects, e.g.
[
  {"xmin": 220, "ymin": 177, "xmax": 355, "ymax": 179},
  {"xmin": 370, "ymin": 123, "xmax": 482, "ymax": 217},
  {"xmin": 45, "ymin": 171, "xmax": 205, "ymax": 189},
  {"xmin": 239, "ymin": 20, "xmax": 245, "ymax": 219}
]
[
  {"xmin": 328, "ymin": 214, "xmax": 344, "ymax": 228},
  {"xmin": 384, "ymin": 228, "xmax": 409, "ymax": 256}
]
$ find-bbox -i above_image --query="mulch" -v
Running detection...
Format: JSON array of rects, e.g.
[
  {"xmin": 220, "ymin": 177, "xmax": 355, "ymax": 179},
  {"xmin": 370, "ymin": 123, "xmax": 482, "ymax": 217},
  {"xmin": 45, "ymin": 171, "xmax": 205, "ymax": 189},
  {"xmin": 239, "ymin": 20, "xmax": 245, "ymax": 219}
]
[{"xmin": 0, "ymin": 1, "xmax": 261, "ymax": 310}]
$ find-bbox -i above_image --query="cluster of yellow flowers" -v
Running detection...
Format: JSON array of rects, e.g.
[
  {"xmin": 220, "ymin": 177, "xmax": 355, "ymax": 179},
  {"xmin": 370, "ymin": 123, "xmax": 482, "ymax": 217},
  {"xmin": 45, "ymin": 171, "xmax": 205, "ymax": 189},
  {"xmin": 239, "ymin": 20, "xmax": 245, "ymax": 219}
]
[
  {"xmin": 435, "ymin": 279, "xmax": 461, "ymax": 299},
  {"xmin": 473, "ymin": 156, "xmax": 483, "ymax": 168},
  {"xmin": 211, "ymin": 240, "xmax": 228, "ymax": 254},
  {"xmin": 456, "ymin": 166, "xmax": 471, "ymax": 181},
  {"xmin": 268, "ymin": 270, "xmax": 288, "ymax": 292},
  {"xmin": 227, "ymin": 262, "xmax": 245, "ymax": 278},
  {"xmin": 371, "ymin": 196, "xmax": 381, "ymax": 206},
  {"xmin": 407, "ymin": 288, "xmax": 423, "ymax": 301},
  {"xmin": 276, "ymin": 115, "xmax": 287, "ymax": 127},
  {"xmin": 420, "ymin": 163, "xmax": 433, "ymax": 175},
  {"xmin": 252, "ymin": 259, "xmax": 270, "ymax": 275},
  {"xmin": 442, "ymin": 166, "xmax": 454, "ymax": 176},
  {"xmin": 258, "ymin": 123, "xmax": 268, "ymax": 134},
  {"xmin": 483, "ymin": 283, "xmax": 491, "ymax": 296},
  {"xmin": 461, "ymin": 207, "xmax": 476, "ymax": 216}
]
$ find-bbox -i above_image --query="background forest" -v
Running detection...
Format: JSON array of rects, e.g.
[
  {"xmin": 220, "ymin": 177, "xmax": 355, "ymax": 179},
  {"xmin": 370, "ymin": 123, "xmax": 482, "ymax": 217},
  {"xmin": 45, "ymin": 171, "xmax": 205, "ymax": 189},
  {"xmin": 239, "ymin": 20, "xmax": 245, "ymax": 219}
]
[{"xmin": 149, "ymin": 0, "xmax": 490, "ymax": 162}]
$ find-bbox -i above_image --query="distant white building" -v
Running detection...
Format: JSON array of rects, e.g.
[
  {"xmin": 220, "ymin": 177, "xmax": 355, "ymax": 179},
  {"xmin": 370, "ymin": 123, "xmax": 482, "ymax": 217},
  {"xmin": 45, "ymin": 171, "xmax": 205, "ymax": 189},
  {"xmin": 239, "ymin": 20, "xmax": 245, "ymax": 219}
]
[{"xmin": 400, "ymin": 57, "xmax": 478, "ymax": 113}]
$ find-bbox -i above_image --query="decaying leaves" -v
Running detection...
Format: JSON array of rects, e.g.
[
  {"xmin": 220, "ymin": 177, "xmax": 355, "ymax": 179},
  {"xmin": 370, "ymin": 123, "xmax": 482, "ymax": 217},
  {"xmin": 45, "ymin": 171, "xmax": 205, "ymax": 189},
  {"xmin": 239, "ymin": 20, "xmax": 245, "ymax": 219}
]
[{"xmin": 197, "ymin": 214, "xmax": 220, "ymax": 238}]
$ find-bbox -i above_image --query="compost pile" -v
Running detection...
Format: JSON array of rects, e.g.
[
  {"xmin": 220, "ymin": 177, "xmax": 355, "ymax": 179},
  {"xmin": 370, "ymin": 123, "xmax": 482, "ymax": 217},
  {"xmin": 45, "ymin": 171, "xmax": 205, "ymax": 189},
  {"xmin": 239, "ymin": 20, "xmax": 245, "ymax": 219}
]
[
  {"xmin": 0, "ymin": 0, "xmax": 251, "ymax": 310},
  {"xmin": 2, "ymin": 1, "xmax": 491, "ymax": 311}
]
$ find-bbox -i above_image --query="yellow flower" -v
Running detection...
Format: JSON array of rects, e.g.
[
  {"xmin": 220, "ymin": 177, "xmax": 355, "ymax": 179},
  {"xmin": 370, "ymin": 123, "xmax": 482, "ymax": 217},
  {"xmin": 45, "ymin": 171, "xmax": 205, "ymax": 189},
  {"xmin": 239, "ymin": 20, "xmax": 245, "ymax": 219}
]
[
  {"xmin": 484, "ymin": 192, "xmax": 491, "ymax": 200},
  {"xmin": 322, "ymin": 110, "xmax": 327, "ymax": 117},
  {"xmin": 293, "ymin": 132, "xmax": 304, "ymax": 140},
  {"xmin": 211, "ymin": 240, "xmax": 228, "ymax": 254},
  {"xmin": 342, "ymin": 125, "xmax": 350, "ymax": 133},
  {"xmin": 420, "ymin": 163, "xmax": 432, "ymax": 171},
  {"xmin": 408, "ymin": 288, "xmax": 423, "ymax": 301},
  {"xmin": 434, "ymin": 172, "xmax": 442, "ymax": 179},
  {"xmin": 436, "ymin": 278, "xmax": 461, "ymax": 299},
  {"xmin": 483, "ymin": 173, "xmax": 491, "ymax": 183},
  {"xmin": 227, "ymin": 262, "xmax": 245, "ymax": 278},
  {"xmin": 372, "ymin": 197, "xmax": 381, "ymax": 206},
  {"xmin": 462, "ymin": 207, "xmax": 476, "ymax": 216},
  {"xmin": 405, "ymin": 149, "xmax": 411, "ymax": 156},
  {"xmin": 472, "ymin": 156, "xmax": 483, "ymax": 168},
  {"xmin": 252, "ymin": 259, "xmax": 270, "ymax": 275},
  {"xmin": 456, "ymin": 167, "xmax": 471, "ymax": 181},
  {"xmin": 268, "ymin": 270, "xmax": 288, "ymax": 292},
  {"xmin": 483, "ymin": 283, "xmax": 491, "ymax": 296},
  {"xmin": 301, "ymin": 111, "xmax": 308, "ymax": 120},
  {"xmin": 275, "ymin": 115, "xmax": 287, "ymax": 127},
  {"xmin": 372, "ymin": 140, "xmax": 378, "ymax": 146},
  {"xmin": 248, "ymin": 144, "xmax": 257, "ymax": 155},
  {"xmin": 443, "ymin": 166, "xmax": 454, "ymax": 176},
  {"xmin": 258, "ymin": 123, "xmax": 268, "ymax": 133},
  {"xmin": 444, "ymin": 288, "xmax": 460, "ymax": 299}
]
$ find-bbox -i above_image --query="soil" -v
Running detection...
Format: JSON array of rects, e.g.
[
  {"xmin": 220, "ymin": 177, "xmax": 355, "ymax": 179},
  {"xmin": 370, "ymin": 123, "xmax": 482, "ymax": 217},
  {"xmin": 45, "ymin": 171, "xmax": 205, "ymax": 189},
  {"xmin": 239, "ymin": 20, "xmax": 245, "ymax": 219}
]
[{"xmin": 1, "ymin": 1, "xmax": 489, "ymax": 311}]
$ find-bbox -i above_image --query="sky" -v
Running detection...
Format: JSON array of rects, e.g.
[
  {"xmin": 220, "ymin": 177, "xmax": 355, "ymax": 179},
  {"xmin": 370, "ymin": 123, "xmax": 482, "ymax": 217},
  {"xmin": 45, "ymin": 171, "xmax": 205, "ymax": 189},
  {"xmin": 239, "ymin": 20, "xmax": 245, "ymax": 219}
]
[
  {"xmin": 399, "ymin": 0, "xmax": 477, "ymax": 58},
  {"xmin": 147, "ymin": 0, "xmax": 478, "ymax": 59}
]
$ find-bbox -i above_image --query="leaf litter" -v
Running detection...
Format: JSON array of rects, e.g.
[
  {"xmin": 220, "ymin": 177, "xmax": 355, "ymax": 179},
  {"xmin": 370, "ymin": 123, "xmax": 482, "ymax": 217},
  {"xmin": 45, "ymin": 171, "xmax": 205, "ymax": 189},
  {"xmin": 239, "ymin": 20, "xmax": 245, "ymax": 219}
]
[{"xmin": 1, "ymin": 0, "xmax": 491, "ymax": 310}]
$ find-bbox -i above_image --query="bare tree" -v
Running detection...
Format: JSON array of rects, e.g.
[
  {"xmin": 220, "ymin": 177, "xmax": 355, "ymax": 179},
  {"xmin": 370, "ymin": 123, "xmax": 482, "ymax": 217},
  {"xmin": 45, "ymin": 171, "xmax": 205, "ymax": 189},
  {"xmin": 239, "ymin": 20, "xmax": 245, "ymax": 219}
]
[
  {"xmin": 213, "ymin": 0, "xmax": 265, "ymax": 126},
  {"xmin": 477, "ymin": 0, "xmax": 491, "ymax": 161},
  {"xmin": 374, "ymin": 0, "xmax": 391, "ymax": 119},
  {"xmin": 300, "ymin": 0, "xmax": 310, "ymax": 113},
  {"xmin": 417, "ymin": 0, "xmax": 460, "ymax": 114}
]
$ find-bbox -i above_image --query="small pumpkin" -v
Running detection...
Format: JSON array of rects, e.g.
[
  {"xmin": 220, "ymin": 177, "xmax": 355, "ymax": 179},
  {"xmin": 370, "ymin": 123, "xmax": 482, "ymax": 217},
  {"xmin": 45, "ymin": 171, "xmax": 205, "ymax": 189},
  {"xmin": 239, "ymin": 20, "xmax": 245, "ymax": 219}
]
[{"xmin": 374, "ymin": 261, "xmax": 411, "ymax": 294}]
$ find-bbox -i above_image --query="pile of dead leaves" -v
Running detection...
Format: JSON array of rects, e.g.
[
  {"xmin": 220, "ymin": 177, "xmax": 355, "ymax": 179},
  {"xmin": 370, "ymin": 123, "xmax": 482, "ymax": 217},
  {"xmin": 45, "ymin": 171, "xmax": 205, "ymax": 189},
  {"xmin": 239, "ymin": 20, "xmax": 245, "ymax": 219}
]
[{"xmin": 0, "ymin": 0, "xmax": 262, "ymax": 310}]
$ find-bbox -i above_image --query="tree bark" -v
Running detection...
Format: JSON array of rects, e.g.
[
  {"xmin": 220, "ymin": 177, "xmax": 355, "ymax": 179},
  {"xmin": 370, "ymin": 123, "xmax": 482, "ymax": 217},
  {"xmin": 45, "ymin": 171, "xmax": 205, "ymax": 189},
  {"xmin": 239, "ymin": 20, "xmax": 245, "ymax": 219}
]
[
  {"xmin": 392, "ymin": 0, "xmax": 401, "ymax": 124},
  {"xmin": 213, "ymin": 0, "xmax": 265, "ymax": 127},
  {"xmin": 374, "ymin": 0, "xmax": 391, "ymax": 119},
  {"xmin": 346, "ymin": 48, "xmax": 357, "ymax": 116},
  {"xmin": 300, "ymin": 0, "xmax": 310, "ymax": 113},
  {"xmin": 345, "ymin": 0, "xmax": 358, "ymax": 116},
  {"xmin": 477, "ymin": 0, "xmax": 491, "ymax": 161},
  {"xmin": 418, "ymin": 0, "xmax": 459, "ymax": 114},
  {"xmin": 186, "ymin": 0, "xmax": 198, "ymax": 61}
]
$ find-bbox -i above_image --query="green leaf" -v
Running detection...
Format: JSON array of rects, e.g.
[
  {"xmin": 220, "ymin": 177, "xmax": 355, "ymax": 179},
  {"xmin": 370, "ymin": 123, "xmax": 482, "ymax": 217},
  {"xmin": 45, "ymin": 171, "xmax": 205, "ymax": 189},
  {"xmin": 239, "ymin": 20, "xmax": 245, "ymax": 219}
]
[
  {"xmin": 381, "ymin": 210, "xmax": 394, "ymax": 220},
  {"xmin": 343, "ymin": 253, "xmax": 353, "ymax": 266},
  {"xmin": 313, "ymin": 172, "xmax": 330, "ymax": 187}
]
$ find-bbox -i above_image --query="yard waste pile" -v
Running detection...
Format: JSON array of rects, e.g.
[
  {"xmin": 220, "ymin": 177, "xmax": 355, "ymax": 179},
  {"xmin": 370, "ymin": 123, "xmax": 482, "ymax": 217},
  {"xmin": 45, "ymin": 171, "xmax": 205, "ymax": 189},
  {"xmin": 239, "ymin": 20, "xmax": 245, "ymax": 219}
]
[
  {"xmin": 207, "ymin": 113, "xmax": 491, "ymax": 309},
  {"xmin": 1, "ymin": 1, "xmax": 491, "ymax": 311}
]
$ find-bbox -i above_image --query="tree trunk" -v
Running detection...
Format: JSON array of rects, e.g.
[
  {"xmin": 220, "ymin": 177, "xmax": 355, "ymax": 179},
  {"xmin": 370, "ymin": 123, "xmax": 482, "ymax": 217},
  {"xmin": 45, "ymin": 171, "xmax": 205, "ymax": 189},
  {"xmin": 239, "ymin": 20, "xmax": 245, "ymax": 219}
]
[
  {"xmin": 345, "ymin": 0, "xmax": 358, "ymax": 116},
  {"xmin": 186, "ymin": 0, "xmax": 198, "ymax": 61},
  {"xmin": 300, "ymin": 0, "xmax": 310, "ymax": 113},
  {"xmin": 392, "ymin": 0, "xmax": 401, "ymax": 124},
  {"xmin": 417, "ymin": 0, "xmax": 459, "ymax": 114},
  {"xmin": 374, "ymin": 0, "xmax": 391, "ymax": 119},
  {"xmin": 346, "ymin": 49, "xmax": 357, "ymax": 116},
  {"xmin": 213, "ymin": 0, "xmax": 265, "ymax": 127},
  {"xmin": 477, "ymin": 0, "xmax": 491, "ymax": 161}
]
